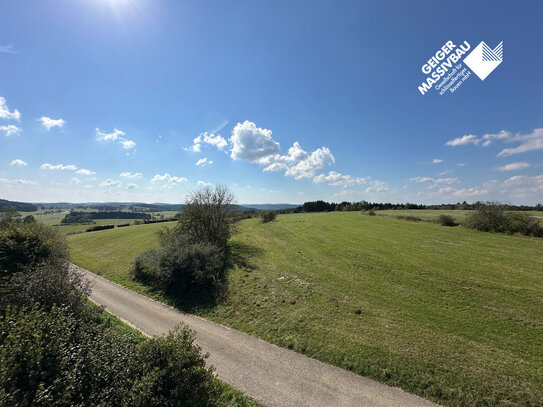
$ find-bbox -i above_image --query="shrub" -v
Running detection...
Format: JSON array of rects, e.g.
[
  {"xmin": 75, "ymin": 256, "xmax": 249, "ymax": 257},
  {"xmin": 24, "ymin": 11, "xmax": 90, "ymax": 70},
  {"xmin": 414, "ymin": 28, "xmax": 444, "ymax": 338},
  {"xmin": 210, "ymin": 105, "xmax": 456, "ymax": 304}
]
[
  {"xmin": 506, "ymin": 212, "xmax": 543, "ymax": 237},
  {"xmin": 176, "ymin": 185, "xmax": 234, "ymax": 249},
  {"xmin": 0, "ymin": 221, "xmax": 69, "ymax": 276},
  {"xmin": 438, "ymin": 214, "xmax": 458, "ymax": 226},
  {"xmin": 260, "ymin": 210, "xmax": 276, "ymax": 223},
  {"xmin": 463, "ymin": 203, "xmax": 509, "ymax": 233},
  {"xmin": 85, "ymin": 224, "xmax": 115, "ymax": 232},
  {"xmin": 130, "ymin": 326, "xmax": 220, "ymax": 407},
  {"xmin": 367, "ymin": 210, "xmax": 376, "ymax": 216},
  {"xmin": 132, "ymin": 248, "xmax": 163, "ymax": 286},
  {"xmin": 464, "ymin": 203, "xmax": 543, "ymax": 237}
]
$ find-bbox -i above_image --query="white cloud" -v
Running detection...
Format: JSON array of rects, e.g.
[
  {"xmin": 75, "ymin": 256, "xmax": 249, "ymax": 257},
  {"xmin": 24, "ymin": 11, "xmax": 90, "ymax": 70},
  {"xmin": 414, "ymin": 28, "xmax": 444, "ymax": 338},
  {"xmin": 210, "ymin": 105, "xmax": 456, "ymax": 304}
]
[
  {"xmin": 0, "ymin": 178, "xmax": 38, "ymax": 185},
  {"xmin": 96, "ymin": 128, "xmax": 136, "ymax": 150},
  {"xmin": 502, "ymin": 174, "xmax": 543, "ymax": 195},
  {"xmin": 365, "ymin": 180, "xmax": 389, "ymax": 193},
  {"xmin": 151, "ymin": 173, "xmax": 188, "ymax": 184},
  {"xmin": 230, "ymin": 121, "xmax": 280, "ymax": 162},
  {"xmin": 120, "ymin": 172, "xmax": 142, "ymax": 178},
  {"xmin": 449, "ymin": 187, "xmax": 489, "ymax": 197},
  {"xmin": 40, "ymin": 163, "xmax": 78, "ymax": 171},
  {"xmin": 432, "ymin": 158, "xmax": 443, "ymax": 164},
  {"xmin": 410, "ymin": 176, "xmax": 458, "ymax": 185},
  {"xmin": 197, "ymin": 180, "xmax": 211, "ymax": 186},
  {"xmin": 445, "ymin": 134, "xmax": 480, "ymax": 146},
  {"xmin": 284, "ymin": 147, "xmax": 335, "ymax": 179},
  {"xmin": 446, "ymin": 128, "xmax": 543, "ymax": 157},
  {"xmin": 496, "ymin": 128, "xmax": 543, "ymax": 157},
  {"xmin": 71, "ymin": 178, "xmax": 81, "ymax": 184},
  {"xmin": 494, "ymin": 162, "xmax": 531, "ymax": 171},
  {"xmin": 313, "ymin": 171, "xmax": 368, "ymax": 188},
  {"xmin": 0, "ymin": 124, "xmax": 21, "ymax": 137},
  {"xmin": 196, "ymin": 157, "xmax": 213, "ymax": 166},
  {"xmin": 39, "ymin": 116, "xmax": 65, "ymax": 130},
  {"xmin": 0, "ymin": 97, "xmax": 20, "ymax": 121},
  {"xmin": 438, "ymin": 169, "xmax": 451, "ymax": 176},
  {"xmin": 100, "ymin": 179, "xmax": 121, "ymax": 187},
  {"xmin": 126, "ymin": 183, "xmax": 138, "ymax": 189},
  {"xmin": 186, "ymin": 132, "xmax": 228, "ymax": 152},
  {"xmin": 10, "ymin": 159, "xmax": 27, "ymax": 166},
  {"xmin": 76, "ymin": 168, "xmax": 96, "ymax": 176}
]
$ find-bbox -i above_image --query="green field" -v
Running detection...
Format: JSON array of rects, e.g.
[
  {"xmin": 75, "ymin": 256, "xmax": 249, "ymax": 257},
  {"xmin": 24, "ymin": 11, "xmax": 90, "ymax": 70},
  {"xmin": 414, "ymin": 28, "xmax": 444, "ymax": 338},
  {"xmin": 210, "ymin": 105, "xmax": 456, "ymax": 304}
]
[
  {"xmin": 375, "ymin": 209, "xmax": 543, "ymax": 223},
  {"xmin": 69, "ymin": 212, "xmax": 543, "ymax": 406}
]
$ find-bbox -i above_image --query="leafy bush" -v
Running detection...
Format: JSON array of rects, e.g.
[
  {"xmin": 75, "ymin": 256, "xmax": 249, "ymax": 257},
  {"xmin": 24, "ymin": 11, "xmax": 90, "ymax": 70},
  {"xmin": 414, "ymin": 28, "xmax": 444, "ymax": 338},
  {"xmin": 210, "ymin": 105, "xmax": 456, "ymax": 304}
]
[
  {"xmin": 133, "ymin": 186, "xmax": 234, "ymax": 297},
  {"xmin": 0, "ymin": 306, "xmax": 221, "ymax": 407},
  {"xmin": 85, "ymin": 224, "xmax": 115, "ymax": 232},
  {"xmin": 176, "ymin": 185, "xmax": 235, "ymax": 249},
  {"xmin": 0, "ymin": 221, "xmax": 69, "ymax": 276},
  {"xmin": 438, "ymin": 214, "xmax": 458, "ymax": 227},
  {"xmin": 366, "ymin": 210, "xmax": 376, "ymax": 216},
  {"xmin": 464, "ymin": 203, "xmax": 543, "ymax": 237},
  {"xmin": 130, "ymin": 327, "xmax": 220, "ymax": 407},
  {"xmin": 259, "ymin": 210, "xmax": 276, "ymax": 223}
]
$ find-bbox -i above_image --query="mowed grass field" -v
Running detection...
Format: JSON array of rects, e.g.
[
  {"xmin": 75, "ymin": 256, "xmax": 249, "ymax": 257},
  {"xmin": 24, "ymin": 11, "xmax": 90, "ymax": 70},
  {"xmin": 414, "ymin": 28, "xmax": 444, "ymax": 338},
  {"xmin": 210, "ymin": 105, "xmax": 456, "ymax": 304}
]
[
  {"xmin": 375, "ymin": 209, "xmax": 543, "ymax": 223},
  {"xmin": 69, "ymin": 212, "xmax": 543, "ymax": 406}
]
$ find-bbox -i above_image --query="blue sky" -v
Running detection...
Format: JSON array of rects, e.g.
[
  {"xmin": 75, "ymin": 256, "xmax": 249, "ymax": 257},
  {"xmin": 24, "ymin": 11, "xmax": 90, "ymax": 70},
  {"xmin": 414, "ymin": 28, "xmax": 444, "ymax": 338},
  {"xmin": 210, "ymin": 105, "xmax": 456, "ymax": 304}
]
[{"xmin": 1, "ymin": 0, "xmax": 542, "ymax": 204}]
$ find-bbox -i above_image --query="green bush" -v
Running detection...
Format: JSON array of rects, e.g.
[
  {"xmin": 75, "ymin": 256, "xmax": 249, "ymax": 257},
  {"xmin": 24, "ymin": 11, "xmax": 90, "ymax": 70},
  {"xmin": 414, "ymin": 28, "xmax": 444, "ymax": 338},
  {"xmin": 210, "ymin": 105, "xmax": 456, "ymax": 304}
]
[
  {"xmin": 130, "ymin": 326, "xmax": 220, "ymax": 407},
  {"xmin": 438, "ymin": 214, "xmax": 458, "ymax": 227},
  {"xmin": 0, "ymin": 221, "xmax": 69, "ymax": 276},
  {"xmin": 132, "ymin": 248, "xmax": 163, "ymax": 285},
  {"xmin": 259, "ymin": 210, "xmax": 276, "ymax": 223},
  {"xmin": 367, "ymin": 209, "xmax": 376, "ymax": 216},
  {"xmin": 464, "ymin": 204, "xmax": 543, "ymax": 237}
]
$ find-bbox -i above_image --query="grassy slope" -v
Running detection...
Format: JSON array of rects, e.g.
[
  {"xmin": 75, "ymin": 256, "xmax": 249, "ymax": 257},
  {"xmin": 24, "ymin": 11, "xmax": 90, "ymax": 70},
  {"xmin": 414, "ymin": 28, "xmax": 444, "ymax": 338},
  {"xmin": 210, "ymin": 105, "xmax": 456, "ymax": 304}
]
[
  {"xmin": 69, "ymin": 213, "xmax": 543, "ymax": 406},
  {"xmin": 375, "ymin": 209, "xmax": 543, "ymax": 223}
]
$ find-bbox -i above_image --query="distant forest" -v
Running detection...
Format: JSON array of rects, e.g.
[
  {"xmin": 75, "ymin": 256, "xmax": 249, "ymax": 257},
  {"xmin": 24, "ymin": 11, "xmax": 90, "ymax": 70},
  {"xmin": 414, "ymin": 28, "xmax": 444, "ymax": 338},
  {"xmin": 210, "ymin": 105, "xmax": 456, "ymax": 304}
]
[
  {"xmin": 0, "ymin": 199, "xmax": 37, "ymax": 212},
  {"xmin": 280, "ymin": 200, "xmax": 543, "ymax": 214}
]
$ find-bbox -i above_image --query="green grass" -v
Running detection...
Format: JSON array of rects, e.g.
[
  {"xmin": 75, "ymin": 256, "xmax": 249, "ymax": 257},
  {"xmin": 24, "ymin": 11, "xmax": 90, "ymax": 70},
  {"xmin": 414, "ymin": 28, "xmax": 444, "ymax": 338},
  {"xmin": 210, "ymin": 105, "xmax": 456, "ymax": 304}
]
[
  {"xmin": 375, "ymin": 209, "xmax": 543, "ymax": 224},
  {"xmin": 69, "ymin": 212, "xmax": 543, "ymax": 406}
]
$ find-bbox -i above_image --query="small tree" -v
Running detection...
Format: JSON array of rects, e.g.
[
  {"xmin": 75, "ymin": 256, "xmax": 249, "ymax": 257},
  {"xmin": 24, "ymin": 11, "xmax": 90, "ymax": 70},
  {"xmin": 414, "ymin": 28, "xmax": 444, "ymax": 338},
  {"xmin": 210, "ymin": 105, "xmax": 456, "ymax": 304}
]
[
  {"xmin": 176, "ymin": 185, "xmax": 235, "ymax": 249},
  {"xmin": 260, "ymin": 210, "xmax": 276, "ymax": 223}
]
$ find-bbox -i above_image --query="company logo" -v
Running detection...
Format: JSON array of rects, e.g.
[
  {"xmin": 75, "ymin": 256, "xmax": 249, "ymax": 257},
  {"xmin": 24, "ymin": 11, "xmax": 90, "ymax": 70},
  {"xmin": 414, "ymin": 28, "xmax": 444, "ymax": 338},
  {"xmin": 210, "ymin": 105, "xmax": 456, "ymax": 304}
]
[
  {"xmin": 463, "ymin": 41, "xmax": 503, "ymax": 80},
  {"xmin": 418, "ymin": 40, "xmax": 503, "ymax": 95}
]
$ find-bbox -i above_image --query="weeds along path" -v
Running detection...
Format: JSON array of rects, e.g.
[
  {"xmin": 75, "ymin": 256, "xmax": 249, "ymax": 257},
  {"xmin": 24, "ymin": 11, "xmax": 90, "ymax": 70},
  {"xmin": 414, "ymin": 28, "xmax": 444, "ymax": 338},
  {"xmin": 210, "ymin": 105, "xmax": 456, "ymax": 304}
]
[{"xmin": 73, "ymin": 264, "xmax": 439, "ymax": 407}]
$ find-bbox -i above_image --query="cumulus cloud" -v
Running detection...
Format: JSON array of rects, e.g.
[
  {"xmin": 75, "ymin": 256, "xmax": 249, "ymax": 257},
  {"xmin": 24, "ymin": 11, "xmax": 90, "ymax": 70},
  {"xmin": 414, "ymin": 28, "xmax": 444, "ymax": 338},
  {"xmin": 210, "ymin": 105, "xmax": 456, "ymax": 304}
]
[
  {"xmin": 313, "ymin": 171, "xmax": 368, "ymax": 188},
  {"xmin": 432, "ymin": 158, "xmax": 443, "ymax": 164},
  {"xmin": 0, "ymin": 97, "xmax": 20, "ymax": 121},
  {"xmin": 284, "ymin": 147, "xmax": 335, "ymax": 179},
  {"xmin": 151, "ymin": 173, "xmax": 188, "ymax": 184},
  {"xmin": 120, "ymin": 172, "xmax": 142, "ymax": 178},
  {"xmin": 502, "ymin": 174, "xmax": 543, "ymax": 195},
  {"xmin": 10, "ymin": 159, "xmax": 27, "ymax": 166},
  {"xmin": 230, "ymin": 121, "xmax": 280, "ymax": 162},
  {"xmin": 449, "ymin": 187, "xmax": 489, "ymax": 197},
  {"xmin": 76, "ymin": 168, "xmax": 96, "ymax": 176},
  {"xmin": 96, "ymin": 128, "xmax": 136, "ymax": 150},
  {"xmin": 494, "ymin": 162, "xmax": 531, "ymax": 171},
  {"xmin": 41, "ymin": 163, "xmax": 78, "ymax": 171},
  {"xmin": 39, "ymin": 116, "xmax": 65, "ymax": 130},
  {"xmin": 196, "ymin": 157, "xmax": 213, "ymax": 166},
  {"xmin": 0, "ymin": 124, "xmax": 21, "ymax": 137},
  {"xmin": 186, "ymin": 132, "xmax": 228, "ymax": 152},
  {"xmin": 197, "ymin": 180, "xmax": 211, "ymax": 186},
  {"xmin": 100, "ymin": 179, "xmax": 121, "ymax": 187},
  {"xmin": 126, "ymin": 183, "xmax": 138, "ymax": 189},
  {"xmin": 365, "ymin": 180, "xmax": 389, "ymax": 193}
]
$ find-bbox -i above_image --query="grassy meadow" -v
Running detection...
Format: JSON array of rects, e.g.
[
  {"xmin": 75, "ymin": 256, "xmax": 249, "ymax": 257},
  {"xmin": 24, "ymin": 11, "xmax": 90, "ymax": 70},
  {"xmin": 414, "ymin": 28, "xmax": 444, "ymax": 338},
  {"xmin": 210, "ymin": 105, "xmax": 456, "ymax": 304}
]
[{"xmin": 68, "ymin": 212, "xmax": 543, "ymax": 406}]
